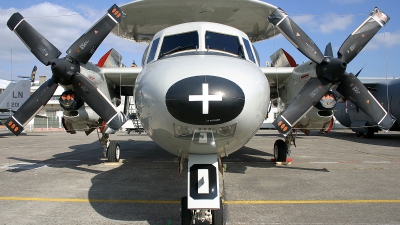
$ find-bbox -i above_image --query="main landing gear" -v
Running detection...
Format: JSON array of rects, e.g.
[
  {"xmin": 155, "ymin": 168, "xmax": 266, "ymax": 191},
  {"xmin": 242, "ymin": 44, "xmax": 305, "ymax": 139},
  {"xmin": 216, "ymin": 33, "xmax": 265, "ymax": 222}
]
[
  {"xmin": 274, "ymin": 130, "xmax": 296, "ymax": 163},
  {"xmin": 180, "ymin": 154, "xmax": 223, "ymax": 225},
  {"xmin": 99, "ymin": 132, "xmax": 121, "ymax": 162}
]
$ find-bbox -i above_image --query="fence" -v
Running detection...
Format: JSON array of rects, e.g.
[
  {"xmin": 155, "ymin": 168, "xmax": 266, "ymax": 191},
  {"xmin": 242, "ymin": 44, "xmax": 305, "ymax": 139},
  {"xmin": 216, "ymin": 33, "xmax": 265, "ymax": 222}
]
[{"xmin": 24, "ymin": 117, "xmax": 65, "ymax": 132}]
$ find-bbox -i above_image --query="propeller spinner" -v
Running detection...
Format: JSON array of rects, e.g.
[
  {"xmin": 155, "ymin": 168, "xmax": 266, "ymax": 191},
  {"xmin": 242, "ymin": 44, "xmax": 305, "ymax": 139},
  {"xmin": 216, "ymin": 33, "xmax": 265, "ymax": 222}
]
[
  {"xmin": 268, "ymin": 7, "xmax": 395, "ymax": 136},
  {"xmin": 5, "ymin": 4, "xmax": 127, "ymax": 135}
]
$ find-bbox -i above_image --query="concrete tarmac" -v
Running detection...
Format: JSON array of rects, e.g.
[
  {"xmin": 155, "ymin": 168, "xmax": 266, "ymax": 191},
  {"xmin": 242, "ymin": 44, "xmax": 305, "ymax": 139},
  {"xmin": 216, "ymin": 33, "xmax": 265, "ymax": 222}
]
[{"xmin": 0, "ymin": 129, "xmax": 400, "ymax": 224}]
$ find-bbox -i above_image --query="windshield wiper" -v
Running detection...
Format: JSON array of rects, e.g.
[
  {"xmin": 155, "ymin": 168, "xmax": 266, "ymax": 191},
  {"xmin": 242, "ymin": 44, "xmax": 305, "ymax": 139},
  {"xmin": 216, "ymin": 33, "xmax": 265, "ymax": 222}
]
[{"xmin": 159, "ymin": 44, "xmax": 195, "ymax": 58}]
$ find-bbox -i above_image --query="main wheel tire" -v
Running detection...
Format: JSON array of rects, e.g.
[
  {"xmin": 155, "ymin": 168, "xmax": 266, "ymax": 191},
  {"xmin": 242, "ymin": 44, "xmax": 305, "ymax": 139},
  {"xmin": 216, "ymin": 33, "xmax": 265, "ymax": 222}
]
[
  {"xmin": 355, "ymin": 132, "xmax": 364, "ymax": 137},
  {"xmin": 212, "ymin": 198, "xmax": 223, "ymax": 225},
  {"xmin": 365, "ymin": 127, "xmax": 375, "ymax": 138},
  {"xmin": 107, "ymin": 140, "xmax": 120, "ymax": 162},
  {"xmin": 181, "ymin": 196, "xmax": 192, "ymax": 225},
  {"xmin": 274, "ymin": 139, "xmax": 287, "ymax": 162}
]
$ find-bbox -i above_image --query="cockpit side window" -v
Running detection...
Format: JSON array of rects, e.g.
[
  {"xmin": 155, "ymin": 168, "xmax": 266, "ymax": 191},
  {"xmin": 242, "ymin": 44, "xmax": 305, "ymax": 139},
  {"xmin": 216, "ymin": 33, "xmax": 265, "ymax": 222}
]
[
  {"xmin": 205, "ymin": 31, "xmax": 244, "ymax": 58},
  {"xmin": 242, "ymin": 38, "xmax": 256, "ymax": 63},
  {"xmin": 158, "ymin": 31, "xmax": 198, "ymax": 58},
  {"xmin": 252, "ymin": 45, "xmax": 260, "ymax": 65},
  {"xmin": 142, "ymin": 45, "xmax": 149, "ymax": 66},
  {"xmin": 146, "ymin": 38, "xmax": 160, "ymax": 64}
]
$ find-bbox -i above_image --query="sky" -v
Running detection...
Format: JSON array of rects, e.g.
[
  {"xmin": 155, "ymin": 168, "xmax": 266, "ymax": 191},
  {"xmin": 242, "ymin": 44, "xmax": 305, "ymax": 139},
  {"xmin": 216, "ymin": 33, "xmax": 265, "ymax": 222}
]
[{"xmin": 0, "ymin": 0, "xmax": 399, "ymax": 82}]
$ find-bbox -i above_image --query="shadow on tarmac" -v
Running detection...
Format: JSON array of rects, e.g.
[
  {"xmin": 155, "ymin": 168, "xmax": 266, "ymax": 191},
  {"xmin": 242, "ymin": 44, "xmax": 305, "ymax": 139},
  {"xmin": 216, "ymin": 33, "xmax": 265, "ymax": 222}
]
[
  {"xmin": 2, "ymin": 131, "xmax": 337, "ymax": 223},
  {"xmin": 87, "ymin": 136, "xmax": 329, "ymax": 223},
  {"xmin": 320, "ymin": 130, "xmax": 400, "ymax": 148},
  {"xmin": 257, "ymin": 129, "xmax": 400, "ymax": 148},
  {"xmin": 87, "ymin": 138, "xmax": 185, "ymax": 224}
]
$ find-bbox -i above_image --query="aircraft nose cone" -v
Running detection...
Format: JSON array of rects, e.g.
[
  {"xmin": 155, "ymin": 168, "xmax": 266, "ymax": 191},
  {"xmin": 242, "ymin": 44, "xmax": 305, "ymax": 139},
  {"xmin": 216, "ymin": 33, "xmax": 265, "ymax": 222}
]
[{"xmin": 165, "ymin": 75, "xmax": 245, "ymax": 125}]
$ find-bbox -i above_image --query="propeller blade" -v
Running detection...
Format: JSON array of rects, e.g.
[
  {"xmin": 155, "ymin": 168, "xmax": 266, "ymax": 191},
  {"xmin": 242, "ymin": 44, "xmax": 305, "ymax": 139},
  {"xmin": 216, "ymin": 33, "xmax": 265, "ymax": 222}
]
[
  {"xmin": 268, "ymin": 8, "xmax": 324, "ymax": 64},
  {"xmin": 338, "ymin": 7, "xmax": 390, "ymax": 64},
  {"xmin": 355, "ymin": 64, "xmax": 366, "ymax": 77},
  {"xmin": 336, "ymin": 73, "xmax": 395, "ymax": 131},
  {"xmin": 31, "ymin": 65, "xmax": 37, "ymax": 82},
  {"xmin": 7, "ymin": 13, "xmax": 61, "ymax": 66},
  {"xmin": 5, "ymin": 78, "xmax": 58, "ymax": 135},
  {"xmin": 67, "ymin": 4, "xmax": 126, "ymax": 64},
  {"xmin": 273, "ymin": 77, "xmax": 333, "ymax": 136},
  {"xmin": 71, "ymin": 73, "xmax": 127, "ymax": 132},
  {"xmin": 6, "ymin": 4, "xmax": 127, "ymax": 136},
  {"xmin": 324, "ymin": 43, "xmax": 334, "ymax": 57}
]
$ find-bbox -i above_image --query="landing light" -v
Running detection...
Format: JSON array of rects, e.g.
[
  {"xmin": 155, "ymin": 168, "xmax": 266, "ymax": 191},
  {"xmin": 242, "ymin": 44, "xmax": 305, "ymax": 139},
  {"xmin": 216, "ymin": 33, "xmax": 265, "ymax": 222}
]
[{"xmin": 173, "ymin": 123, "xmax": 237, "ymax": 140}]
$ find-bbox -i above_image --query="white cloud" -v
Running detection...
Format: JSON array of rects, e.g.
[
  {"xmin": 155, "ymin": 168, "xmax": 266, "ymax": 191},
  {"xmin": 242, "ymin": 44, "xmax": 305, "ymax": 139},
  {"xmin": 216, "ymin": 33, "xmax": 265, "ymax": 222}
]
[
  {"xmin": 0, "ymin": 3, "xmax": 91, "ymax": 79},
  {"xmin": 292, "ymin": 14, "xmax": 315, "ymax": 25},
  {"xmin": 292, "ymin": 13, "xmax": 354, "ymax": 34},
  {"xmin": 0, "ymin": 3, "xmax": 145, "ymax": 80},
  {"xmin": 364, "ymin": 30, "xmax": 400, "ymax": 50},
  {"xmin": 319, "ymin": 14, "xmax": 354, "ymax": 34}
]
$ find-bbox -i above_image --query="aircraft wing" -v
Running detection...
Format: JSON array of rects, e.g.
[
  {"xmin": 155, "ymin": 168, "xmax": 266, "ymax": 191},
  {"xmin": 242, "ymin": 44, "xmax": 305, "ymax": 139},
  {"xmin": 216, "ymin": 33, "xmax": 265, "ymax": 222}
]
[
  {"xmin": 112, "ymin": 0, "xmax": 278, "ymax": 43},
  {"xmin": 96, "ymin": 48, "xmax": 142, "ymax": 88},
  {"xmin": 261, "ymin": 67, "xmax": 294, "ymax": 97},
  {"xmin": 101, "ymin": 67, "xmax": 142, "ymax": 86}
]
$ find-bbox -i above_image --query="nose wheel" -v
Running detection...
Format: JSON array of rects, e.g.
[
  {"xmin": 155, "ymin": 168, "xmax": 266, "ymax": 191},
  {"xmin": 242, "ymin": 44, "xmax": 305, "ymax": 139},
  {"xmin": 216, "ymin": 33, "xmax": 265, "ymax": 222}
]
[
  {"xmin": 180, "ymin": 196, "xmax": 223, "ymax": 225},
  {"xmin": 211, "ymin": 198, "xmax": 223, "ymax": 224}
]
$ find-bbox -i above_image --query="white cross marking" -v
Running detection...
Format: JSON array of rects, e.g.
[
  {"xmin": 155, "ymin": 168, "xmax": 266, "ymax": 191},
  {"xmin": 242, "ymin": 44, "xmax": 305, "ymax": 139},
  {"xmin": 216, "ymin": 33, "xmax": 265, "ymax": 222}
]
[{"xmin": 189, "ymin": 83, "xmax": 222, "ymax": 114}]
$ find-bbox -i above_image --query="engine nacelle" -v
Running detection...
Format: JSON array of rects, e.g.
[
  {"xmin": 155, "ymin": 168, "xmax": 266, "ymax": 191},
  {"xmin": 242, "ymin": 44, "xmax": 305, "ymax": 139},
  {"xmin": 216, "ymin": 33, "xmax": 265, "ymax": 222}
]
[
  {"xmin": 296, "ymin": 108, "xmax": 334, "ymax": 134},
  {"xmin": 62, "ymin": 106, "xmax": 101, "ymax": 134},
  {"xmin": 63, "ymin": 106, "xmax": 100, "ymax": 123},
  {"xmin": 315, "ymin": 91, "xmax": 337, "ymax": 110}
]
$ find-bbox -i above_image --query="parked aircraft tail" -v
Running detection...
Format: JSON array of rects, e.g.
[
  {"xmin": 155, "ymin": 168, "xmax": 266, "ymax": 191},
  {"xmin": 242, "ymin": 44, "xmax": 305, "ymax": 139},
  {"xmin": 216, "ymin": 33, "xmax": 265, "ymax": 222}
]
[{"xmin": 0, "ymin": 79, "xmax": 31, "ymax": 113}]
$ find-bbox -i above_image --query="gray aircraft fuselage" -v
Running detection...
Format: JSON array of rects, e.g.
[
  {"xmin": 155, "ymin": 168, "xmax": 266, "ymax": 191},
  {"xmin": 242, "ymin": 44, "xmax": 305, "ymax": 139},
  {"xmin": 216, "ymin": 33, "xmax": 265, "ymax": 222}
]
[{"xmin": 335, "ymin": 78, "xmax": 400, "ymax": 132}]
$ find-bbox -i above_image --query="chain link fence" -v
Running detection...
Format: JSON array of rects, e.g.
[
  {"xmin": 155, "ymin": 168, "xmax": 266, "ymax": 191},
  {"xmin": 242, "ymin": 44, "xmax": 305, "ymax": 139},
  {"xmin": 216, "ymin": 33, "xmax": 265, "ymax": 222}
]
[{"xmin": 24, "ymin": 116, "xmax": 64, "ymax": 132}]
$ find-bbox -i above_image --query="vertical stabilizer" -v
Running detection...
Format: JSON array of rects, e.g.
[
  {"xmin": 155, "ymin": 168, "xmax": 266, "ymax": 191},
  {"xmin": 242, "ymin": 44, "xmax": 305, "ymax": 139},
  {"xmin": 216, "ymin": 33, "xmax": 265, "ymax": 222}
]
[
  {"xmin": 0, "ymin": 82, "xmax": 17, "ymax": 105},
  {"xmin": 0, "ymin": 80, "xmax": 31, "ymax": 112}
]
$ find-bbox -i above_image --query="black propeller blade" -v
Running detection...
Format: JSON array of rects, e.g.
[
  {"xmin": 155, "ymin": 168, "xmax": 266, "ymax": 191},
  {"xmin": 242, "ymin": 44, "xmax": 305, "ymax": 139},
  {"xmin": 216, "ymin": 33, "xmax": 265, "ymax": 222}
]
[
  {"xmin": 6, "ymin": 78, "xmax": 58, "ymax": 135},
  {"xmin": 7, "ymin": 13, "xmax": 61, "ymax": 66},
  {"xmin": 5, "ymin": 4, "xmax": 127, "ymax": 136},
  {"xmin": 268, "ymin": 8, "xmax": 325, "ymax": 64},
  {"xmin": 272, "ymin": 77, "xmax": 333, "ymax": 134},
  {"xmin": 67, "ymin": 6, "xmax": 125, "ymax": 64},
  {"xmin": 268, "ymin": 7, "xmax": 395, "ymax": 136},
  {"xmin": 71, "ymin": 73, "xmax": 126, "ymax": 130},
  {"xmin": 338, "ymin": 7, "xmax": 390, "ymax": 64},
  {"xmin": 324, "ymin": 43, "xmax": 334, "ymax": 57},
  {"xmin": 337, "ymin": 73, "xmax": 395, "ymax": 129}
]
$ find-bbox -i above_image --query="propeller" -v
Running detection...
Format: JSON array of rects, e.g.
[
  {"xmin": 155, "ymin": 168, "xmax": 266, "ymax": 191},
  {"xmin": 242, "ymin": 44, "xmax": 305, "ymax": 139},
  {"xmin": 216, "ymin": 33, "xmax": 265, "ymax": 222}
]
[
  {"xmin": 5, "ymin": 4, "xmax": 127, "ymax": 136},
  {"xmin": 268, "ymin": 7, "xmax": 395, "ymax": 136}
]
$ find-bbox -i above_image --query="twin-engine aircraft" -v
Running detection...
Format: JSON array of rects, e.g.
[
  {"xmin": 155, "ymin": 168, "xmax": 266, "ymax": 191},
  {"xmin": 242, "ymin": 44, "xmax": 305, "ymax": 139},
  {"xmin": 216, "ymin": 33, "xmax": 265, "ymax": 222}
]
[
  {"xmin": 5, "ymin": 0, "xmax": 395, "ymax": 224},
  {"xmin": 334, "ymin": 77, "xmax": 400, "ymax": 137}
]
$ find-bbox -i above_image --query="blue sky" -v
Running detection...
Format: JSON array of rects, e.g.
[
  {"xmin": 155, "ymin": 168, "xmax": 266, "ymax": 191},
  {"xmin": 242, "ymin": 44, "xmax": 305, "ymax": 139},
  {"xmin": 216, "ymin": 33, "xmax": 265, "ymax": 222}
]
[{"xmin": 0, "ymin": 0, "xmax": 399, "ymax": 81}]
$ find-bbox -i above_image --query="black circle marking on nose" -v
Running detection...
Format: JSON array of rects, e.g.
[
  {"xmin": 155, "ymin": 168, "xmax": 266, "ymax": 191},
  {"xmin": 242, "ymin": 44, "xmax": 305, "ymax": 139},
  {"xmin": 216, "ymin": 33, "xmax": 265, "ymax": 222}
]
[{"xmin": 165, "ymin": 75, "xmax": 245, "ymax": 125}]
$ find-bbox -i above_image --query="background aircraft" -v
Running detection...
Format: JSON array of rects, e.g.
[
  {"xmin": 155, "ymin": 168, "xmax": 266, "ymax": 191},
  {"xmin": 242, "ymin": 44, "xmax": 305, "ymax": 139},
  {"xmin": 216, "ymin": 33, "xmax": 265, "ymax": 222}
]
[
  {"xmin": 0, "ymin": 67, "xmax": 34, "ymax": 120},
  {"xmin": 334, "ymin": 77, "xmax": 400, "ymax": 137},
  {"xmin": 3, "ymin": 0, "xmax": 396, "ymax": 224}
]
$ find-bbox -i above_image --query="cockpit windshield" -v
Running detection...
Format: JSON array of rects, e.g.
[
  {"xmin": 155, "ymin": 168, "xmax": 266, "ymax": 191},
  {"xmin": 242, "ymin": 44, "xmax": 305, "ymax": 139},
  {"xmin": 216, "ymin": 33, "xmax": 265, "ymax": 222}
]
[
  {"xmin": 158, "ymin": 31, "xmax": 198, "ymax": 58},
  {"xmin": 205, "ymin": 31, "xmax": 244, "ymax": 58}
]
